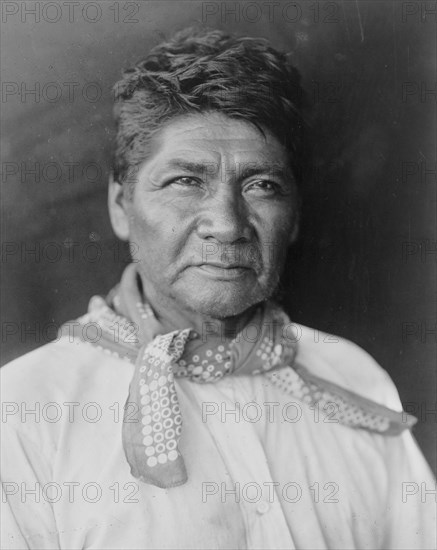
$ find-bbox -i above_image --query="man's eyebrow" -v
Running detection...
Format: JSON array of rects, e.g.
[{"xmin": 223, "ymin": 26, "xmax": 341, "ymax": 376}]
[
  {"xmin": 237, "ymin": 162, "xmax": 290, "ymax": 180},
  {"xmin": 163, "ymin": 159, "xmax": 218, "ymax": 174}
]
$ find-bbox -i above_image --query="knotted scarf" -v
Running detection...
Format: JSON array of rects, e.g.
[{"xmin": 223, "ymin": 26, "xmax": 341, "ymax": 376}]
[{"xmin": 64, "ymin": 263, "xmax": 417, "ymax": 489}]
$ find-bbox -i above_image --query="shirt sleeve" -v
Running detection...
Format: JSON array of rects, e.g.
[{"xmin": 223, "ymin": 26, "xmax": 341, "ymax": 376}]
[
  {"xmin": 381, "ymin": 428, "xmax": 436, "ymax": 549},
  {"xmin": 325, "ymin": 345, "xmax": 436, "ymax": 548},
  {"xmin": 1, "ymin": 424, "xmax": 61, "ymax": 549},
  {"xmin": 371, "ymin": 369, "xmax": 436, "ymax": 549}
]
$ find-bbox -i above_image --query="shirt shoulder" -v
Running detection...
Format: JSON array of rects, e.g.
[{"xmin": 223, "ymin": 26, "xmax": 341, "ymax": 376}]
[
  {"xmin": 294, "ymin": 323, "xmax": 403, "ymax": 410},
  {"xmin": 1, "ymin": 334, "xmax": 133, "ymax": 407}
]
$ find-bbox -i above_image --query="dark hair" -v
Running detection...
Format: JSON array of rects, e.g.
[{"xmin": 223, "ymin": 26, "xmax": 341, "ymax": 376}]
[{"xmin": 112, "ymin": 26, "xmax": 310, "ymax": 196}]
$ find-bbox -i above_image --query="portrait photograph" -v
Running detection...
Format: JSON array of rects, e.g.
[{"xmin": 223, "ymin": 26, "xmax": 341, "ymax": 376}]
[{"xmin": 1, "ymin": 1, "xmax": 436, "ymax": 548}]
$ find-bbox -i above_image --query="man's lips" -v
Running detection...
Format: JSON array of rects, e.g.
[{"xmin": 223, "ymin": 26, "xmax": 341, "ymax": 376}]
[{"xmin": 192, "ymin": 262, "xmax": 253, "ymax": 280}]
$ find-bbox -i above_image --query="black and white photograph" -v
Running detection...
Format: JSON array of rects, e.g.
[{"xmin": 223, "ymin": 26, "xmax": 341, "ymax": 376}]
[{"xmin": 1, "ymin": 1, "xmax": 436, "ymax": 548}]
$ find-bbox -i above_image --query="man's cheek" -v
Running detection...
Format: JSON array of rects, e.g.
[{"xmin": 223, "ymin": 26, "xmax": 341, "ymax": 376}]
[
  {"xmin": 262, "ymin": 235, "xmax": 288, "ymax": 267},
  {"xmin": 130, "ymin": 218, "xmax": 160, "ymax": 245}
]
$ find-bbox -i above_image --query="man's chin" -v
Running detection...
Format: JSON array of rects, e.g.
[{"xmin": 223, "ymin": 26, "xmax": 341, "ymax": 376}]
[
  {"xmin": 190, "ymin": 298, "xmax": 253, "ymax": 320},
  {"xmin": 173, "ymin": 280, "xmax": 271, "ymax": 320}
]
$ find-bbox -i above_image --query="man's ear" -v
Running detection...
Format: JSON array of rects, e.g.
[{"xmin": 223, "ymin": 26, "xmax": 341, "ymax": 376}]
[{"xmin": 108, "ymin": 173, "xmax": 130, "ymax": 241}]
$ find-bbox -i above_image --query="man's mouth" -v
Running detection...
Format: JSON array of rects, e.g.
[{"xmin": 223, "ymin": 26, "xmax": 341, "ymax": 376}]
[{"xmin": 194, "ymin": 262, "xmax": 253, "ymax": 280}]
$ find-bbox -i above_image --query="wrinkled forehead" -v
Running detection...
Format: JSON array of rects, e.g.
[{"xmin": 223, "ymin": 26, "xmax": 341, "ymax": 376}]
[{"xmin": 148, "ymin": 112, "xmax": 290, "ymax": 168}]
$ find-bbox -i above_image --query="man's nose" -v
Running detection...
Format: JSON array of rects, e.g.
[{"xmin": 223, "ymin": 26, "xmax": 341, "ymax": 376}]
[{"xmin": 196, "ymin": 188, "xmax": 252, "ymax": 243}]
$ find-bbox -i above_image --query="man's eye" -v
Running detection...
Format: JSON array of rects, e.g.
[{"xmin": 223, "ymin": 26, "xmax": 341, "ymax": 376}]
[
  {"xmin": 169, "ymin": 176, "xmax": 200, "ymax": 187},
  {"xmin": 245, "ymin": 180, "xmax": 280, "ymax": 194}
]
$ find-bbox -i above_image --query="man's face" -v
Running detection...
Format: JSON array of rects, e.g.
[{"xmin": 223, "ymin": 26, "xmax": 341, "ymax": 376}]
[{"xmin": 116, "ymin": 111, "xmax": 298, "ymax": 320}]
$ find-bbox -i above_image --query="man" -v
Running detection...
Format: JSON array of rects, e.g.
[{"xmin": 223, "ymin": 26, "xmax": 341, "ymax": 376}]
[{"xmin": 1, "ymin": 27, "xmax": 435, "ymax": 549}]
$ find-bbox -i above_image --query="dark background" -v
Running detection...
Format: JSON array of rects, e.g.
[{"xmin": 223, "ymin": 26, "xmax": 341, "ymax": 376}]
[{"xmin": 1, "ymin": 0, "xmax": 436, "ymax": 473}]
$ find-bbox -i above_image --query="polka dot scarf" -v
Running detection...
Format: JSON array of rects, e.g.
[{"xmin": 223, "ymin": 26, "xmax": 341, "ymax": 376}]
[{"xmin": 72, "ymin": 264, "xmax": 417, "ymax": 489}]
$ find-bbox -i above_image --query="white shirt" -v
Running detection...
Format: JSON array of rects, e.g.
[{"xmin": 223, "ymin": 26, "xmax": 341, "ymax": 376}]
[{"xmin": 1, "ymin": 323, "xmax": 435, "ymax": 549}]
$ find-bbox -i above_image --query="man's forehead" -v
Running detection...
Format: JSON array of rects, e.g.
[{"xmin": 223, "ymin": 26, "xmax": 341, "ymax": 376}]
[
  {"xmin": 171, "ymin": 138, "xmax": 265, "ymax": 147},
  {"xmin": 148, "ymin": 113, "xmax": 289, "ymax": 168},
  {"xmin": 159, "ymin": 142, "xmax": 281, "ymax": 156},
  {"xmin": 163, "ymin": 133, "xmax": 275, "ymax": 151},
  {"xmin": 155, "ymin": 138, "xmax": 287, "ymax": 162},
  {"xmin": 151, "ymin": 147, "xmax": 289, "ymax": 172},
  {"xmin": 157, "ymin": 115, "xmax": 284, "ymax": 150}
]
